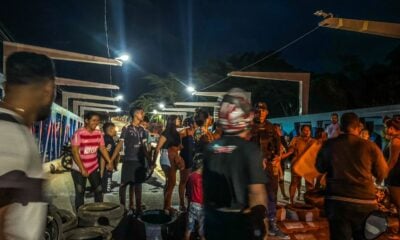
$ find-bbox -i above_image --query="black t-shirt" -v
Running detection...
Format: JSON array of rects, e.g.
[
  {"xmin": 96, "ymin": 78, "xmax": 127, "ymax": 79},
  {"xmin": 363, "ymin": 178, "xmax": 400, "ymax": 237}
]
[
  {"xmin": 203, "ymin": 136, "xmax": 268, "ymax": 210},
  {"xmin": 161, "ymin": 130, "xmax": 180, "ymax": 149},
  {"xmin": 120, "ymin": 125, "xmax": 147, "ymax": 161},
  {"xmin": 104, "ymin": 135, "xmax": 116, "ymax": 156},
  {"xmin": 250, "ymin": 120, "xmax": 280, "ymax": 161}
]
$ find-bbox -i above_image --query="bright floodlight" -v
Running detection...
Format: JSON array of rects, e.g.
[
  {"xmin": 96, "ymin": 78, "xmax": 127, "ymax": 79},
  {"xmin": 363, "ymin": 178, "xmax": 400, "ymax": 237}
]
[
  {"xmin": 187, "ymin": 86, "xmax": 196, "ymax": 93},
  {"xmin": 116, "ymin": 107, "xmax": 122, "ymax": 112},
  {"xmin": 116, "ymin": 54, "xmax": 130, "ymax": 62},
  {"xmin": 153, "ymin": 109, "xmax": 158, "ymax": 114},
  {"xmin": 159, "ymin": 103, "xmax": 165, "ymax": 109},
  {"xmin": 115, "ymin": 94, "xmax": 124, "ymax": 101}
]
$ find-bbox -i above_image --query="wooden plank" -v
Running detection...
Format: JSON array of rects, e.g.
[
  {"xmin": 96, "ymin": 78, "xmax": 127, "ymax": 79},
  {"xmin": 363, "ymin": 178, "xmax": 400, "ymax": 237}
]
[
  {"xmin": 62, "ymin": 91, "xmax": 118, "ymax": 109},
  {"xmin": 174, "ymin": 102, "xmax": 219, "ymax": 107},
  {"xmin": 56, "ymin": 77, "xmax": 119, "ymax": 90},
  {"xmin": 72, "ymin": 100, "xmax": 118, "ymax": 115},
  {"xmin": 3, "ymin": 41, "xmax": 122, "ymax": 66},
  {"xmin": 318, "ymin": 18, "xmax": 400, "ymax": 39},
  {"xmin": 227, "ymin": 71, "xmax": 310, "ymax": 115}
]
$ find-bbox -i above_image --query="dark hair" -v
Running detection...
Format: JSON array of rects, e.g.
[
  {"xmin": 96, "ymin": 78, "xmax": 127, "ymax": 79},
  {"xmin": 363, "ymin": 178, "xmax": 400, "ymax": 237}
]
[
  {"xmin": 165, "ymin": 115, "xmax": 179, "ymax": 133},
  {"xmin": 331, "ymin": 113, "xmax": 339, "ymax": 118},
  {"xmin": 255, "ymin": 102, "xmax": 268, "ymax": 110},
  {"xmin": 386, "ymin": 117, "xmax": 400, "ymax": 130},
  {"xmin": 129, "ymin": 106, "xmax": 143, "ymax": 118},
  {"xmin": 194, "ymin": 109, "xmax": 209, "ymax": 127},
  {"xmin": 340, "ymin": 112, "xmax": 360, "ymax": 132},
  {"xmin": 192, "ymin": 153, "xmax": 203, "ymax": 171},
  {"xmin": 6, "ymin": 52, "xmax": 56, "ymax": 85},
  {"xmin": 143, "ymin": 115, "xmax": 149, "ymax": 123},
  {"xmin": 301, "ymin": 125, "xmax": 311, "ymax": 131},
  {"xmin": 103, "ymin": 122, "xmax": 115, "ymax": 133},
  {"xmin": 315, "ymin": 127, "xmax": 325, "ymax": 139},
  {"xmin": 183, "ymin": 117, "xmax": 194, "ymax": 127},
  {"xmin": 84, "ymin": 111, "xmax": 101, "ymax": 121}
]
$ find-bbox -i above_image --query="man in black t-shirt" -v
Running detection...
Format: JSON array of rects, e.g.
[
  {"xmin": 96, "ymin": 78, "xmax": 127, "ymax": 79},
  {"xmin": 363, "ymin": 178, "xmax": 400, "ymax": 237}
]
[
  {"xmin": 112, "ymin": 107, "xmax": 148, "ymax": 215},
  {"xmin": 203, "ymin": 88, "xmax": 268, "ymax": 240}
]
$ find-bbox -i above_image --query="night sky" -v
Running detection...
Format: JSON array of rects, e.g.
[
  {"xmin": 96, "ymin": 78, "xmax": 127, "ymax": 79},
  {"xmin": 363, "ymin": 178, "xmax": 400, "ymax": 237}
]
[{"xmin": 1, "ymin": 0, "xmax": 399, "ymax": 103}]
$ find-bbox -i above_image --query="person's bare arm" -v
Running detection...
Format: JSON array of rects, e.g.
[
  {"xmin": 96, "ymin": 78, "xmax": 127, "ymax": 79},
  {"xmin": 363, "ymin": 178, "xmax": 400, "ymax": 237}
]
[
  {"xmin": 388, "ymin": 138, "xmax": 400, "ymax": 170},
  {"xmin": 248, "ymin": 184, "xmax": 267, "ymax": 208},
  {"xmin": 110, "ymin": 141, "xmax": 123, "ymax": 163},
  {"xmin": 153, "ymin": 135, "xmax": 167, "ymax": 165},
  {"xmin": 71, "ymin": 146, "xmax": 88, "ymax": 177},
  {"xmin": 99, "ymin": 146, "xmax": 113, "ymax": 171}
]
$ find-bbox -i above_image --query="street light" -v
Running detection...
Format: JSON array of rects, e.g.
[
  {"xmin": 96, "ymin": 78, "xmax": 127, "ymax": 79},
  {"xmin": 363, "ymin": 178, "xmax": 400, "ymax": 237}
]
[
  {"xmin": 153, "ymin": 109, "xmax": 158, "ymax": 114},
  {"xmin": 159, "ymin": 103, "xmax": 165, "ymax": 109},
  {"xmin": 186, "ymin": 86, "xmax": 196, "ymax": 94},
  {"xmin": 116, "ymin": 54, "xmax": 130, "ymax": 62},
  {"xmin": 115, "ymin": 94, "xmax": 124, "ymax": 101}
]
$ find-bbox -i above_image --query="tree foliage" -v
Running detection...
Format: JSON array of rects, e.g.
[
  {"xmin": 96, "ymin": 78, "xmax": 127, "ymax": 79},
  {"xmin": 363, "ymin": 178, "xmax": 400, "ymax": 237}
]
[{"xmin": 133, "ymin": 45, "xmax": 400, "ymax": 118}]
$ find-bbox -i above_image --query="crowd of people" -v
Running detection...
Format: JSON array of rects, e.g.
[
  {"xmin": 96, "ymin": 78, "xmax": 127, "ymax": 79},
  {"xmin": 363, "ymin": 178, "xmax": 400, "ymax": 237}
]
[{"xmin": 0, "ymin": 52, "xmax": 400, "ymax": 240}]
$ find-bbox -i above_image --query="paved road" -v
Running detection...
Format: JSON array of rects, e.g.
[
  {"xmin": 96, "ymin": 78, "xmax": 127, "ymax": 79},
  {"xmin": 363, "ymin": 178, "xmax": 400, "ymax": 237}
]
[{"xmin": 45, "ymin": 163, "xmax": 296, "ymax": 214}]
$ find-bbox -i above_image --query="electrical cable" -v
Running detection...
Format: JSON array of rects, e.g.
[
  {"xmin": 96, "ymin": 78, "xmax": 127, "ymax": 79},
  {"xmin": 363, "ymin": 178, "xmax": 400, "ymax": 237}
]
[{"xmin": 199, "ymin": 25, "xmax": 321, "ymax": 91}]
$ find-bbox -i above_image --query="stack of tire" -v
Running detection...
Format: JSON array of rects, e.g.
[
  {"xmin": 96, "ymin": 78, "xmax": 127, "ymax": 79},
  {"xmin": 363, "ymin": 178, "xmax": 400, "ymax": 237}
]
[
  {"xmin": 63, "ymin": 202, "xmax": 124, "ymax": 240},
  {"xmin": 45, "ymin": 203, "xmax": 124, "ymax": 239}
]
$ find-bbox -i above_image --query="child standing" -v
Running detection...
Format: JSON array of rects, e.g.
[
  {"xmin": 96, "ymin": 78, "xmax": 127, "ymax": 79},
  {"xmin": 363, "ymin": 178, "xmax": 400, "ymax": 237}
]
[
  {"xmin": 101, "ymin": 122, "xmax": 118, "ymax": 193},
  {"xmin": 185, "ymin": 154, "xmax": 205, "ymax": 240}
]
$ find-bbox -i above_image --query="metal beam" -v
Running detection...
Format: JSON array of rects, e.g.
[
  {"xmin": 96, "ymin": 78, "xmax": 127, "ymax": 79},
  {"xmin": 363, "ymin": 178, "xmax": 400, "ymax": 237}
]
[
  {"xmin": 56, "ymin": 77, "xmax": 119, "ymax": 90},
  {"xmin": 3, "ymin": 41, "xmax": 122, "ymax": 66},
  {"xmin": 80, "ymin": 106, "xmax": 120, "ymax": 117},
  {"xmin": 62, "ymin": 91, "xmax": 119, "ymax": 110},
  {"xmin": 174, "ymin": 102, "xmax": 219, "ymax": 107},
  {"xmin": 318, "ymin": 17, "xmax": 400, "ymax": 39},
  {"xmin": 73, "ymin": 100, "xmax": 118, "ymax": 115},
  {"xmin": 227, "ymin": 71, "xmax": 310, "ymax": 115},
  {"xmin": 163, "ymin": 107, "xmax": 196, "ymax": 112}
]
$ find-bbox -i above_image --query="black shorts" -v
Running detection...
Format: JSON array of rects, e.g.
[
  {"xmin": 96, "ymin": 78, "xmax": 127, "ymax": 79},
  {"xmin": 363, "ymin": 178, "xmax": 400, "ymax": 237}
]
[
  {"xmin": 121, "ymin": 161, "xmax": 146, "ymax": 184},
  {"xmin": 386, "ymin": 167, "xmax": 400, "ymax": 187}
]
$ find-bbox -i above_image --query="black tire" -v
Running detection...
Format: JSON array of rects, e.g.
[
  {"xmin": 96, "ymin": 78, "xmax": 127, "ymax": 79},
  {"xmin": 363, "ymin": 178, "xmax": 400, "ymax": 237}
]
[
  {"xmin": 61, "ymin": 154, "xmax": 73, "ymax": 170},
  {"xmin": 63, "ymin": 226, "xmax": 113, "ymax": 240},
  {"xmin": 44, "ymin": 205, "xmax": 63, "ymax": 240},
  {"xmin": 78, "ymin": 202, "xmax": 124, "ymax": 228},
  {"xmin": 58, "ymin": 209, "xmax": 78, "ymax": 232}
]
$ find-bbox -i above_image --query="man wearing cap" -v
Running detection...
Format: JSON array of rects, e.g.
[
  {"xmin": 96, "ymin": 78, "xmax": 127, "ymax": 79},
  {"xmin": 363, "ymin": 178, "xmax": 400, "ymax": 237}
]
[
  {"xmin": 203, "ymin": 88, "xmax": 268, "ymax": 239},
  {"xmin": 251, "ymin": 102, "xmax": 289, "ymax": 239}
]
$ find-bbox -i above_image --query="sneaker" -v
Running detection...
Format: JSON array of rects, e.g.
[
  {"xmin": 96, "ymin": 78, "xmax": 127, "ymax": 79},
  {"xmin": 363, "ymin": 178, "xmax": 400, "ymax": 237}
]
[
  {"xmin": 126, "ymin": 208, "xmax": 135, "ymax": 216},
  {"xmin": 268, "ymin": 222, "xmax": 290, "ymax": 239}
]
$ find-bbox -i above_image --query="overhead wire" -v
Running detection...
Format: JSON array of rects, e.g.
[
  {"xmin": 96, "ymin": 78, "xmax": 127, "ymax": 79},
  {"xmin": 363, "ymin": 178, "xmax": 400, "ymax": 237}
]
[
  {"xmin": 199, "ymin": 25, "xmax": 321, "ymax": 91},
  {"xmin": 104, "ymin": 0, "xmax": 113, "ymax": 98}
]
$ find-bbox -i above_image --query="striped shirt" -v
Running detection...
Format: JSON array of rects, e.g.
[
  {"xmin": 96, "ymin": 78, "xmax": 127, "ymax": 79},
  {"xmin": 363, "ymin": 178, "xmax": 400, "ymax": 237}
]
[
  {"xmin": 0, "ymin": 107, "xmax": 47, "ymax": 239},
  {"xmin": 71, "ymin": 128, "xmax": 105, "ymax": 174}
]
